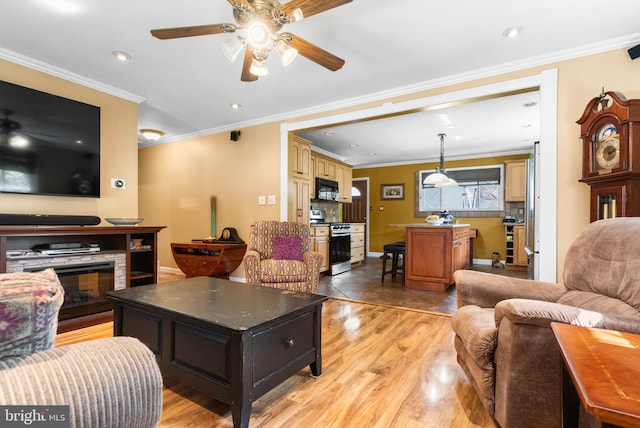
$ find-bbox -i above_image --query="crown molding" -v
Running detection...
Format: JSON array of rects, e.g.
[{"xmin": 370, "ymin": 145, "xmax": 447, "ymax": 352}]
[
  {"xmin": 0, "ymin": 47, "xmax": 146, "ymax": 104},
  {"xmin": 152, "ymin": 32, "xmax": 640, "ymax": 146}
]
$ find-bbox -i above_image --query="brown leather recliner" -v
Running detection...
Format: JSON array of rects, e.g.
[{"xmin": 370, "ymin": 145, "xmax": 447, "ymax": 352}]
[{"xmin": 451, "ymin": 218, "xmax": 640, "ymax": 427}]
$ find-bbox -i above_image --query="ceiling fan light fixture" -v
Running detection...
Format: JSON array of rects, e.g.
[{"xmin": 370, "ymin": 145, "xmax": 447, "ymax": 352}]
[
  {"xmin": 140, "ymin": 129, "xmax": 165, "ymax": 141},
  {"xmin": 249, "ymin": 59, "xmax": 269, "ymax": 76},
  {"xmin": 289, "ymin": 8, "xmax": 304, "ymax": 22},
  {"xmin": 274, "ymin": 39, "xmax": 298, "ymax": 66},
  {"xmin": 9, "ymin": 135, "xmax": 29, "ymax": 148},
  {"xmin": 222, "ymin": 37, "xmax": 244, "ymax": 62},
  {"xmin": 247, "ymin": 21, "xmax": 271, "ymax": 49}
]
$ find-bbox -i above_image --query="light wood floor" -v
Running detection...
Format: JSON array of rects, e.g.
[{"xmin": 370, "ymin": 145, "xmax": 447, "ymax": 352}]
[{"xmin": 57, "ymin": 298, "xmax": 495, "ymax": 427}]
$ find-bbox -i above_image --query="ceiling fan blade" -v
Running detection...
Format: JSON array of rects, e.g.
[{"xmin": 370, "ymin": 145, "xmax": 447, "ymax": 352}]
[
  {"xmin": 241, "ymin": 49, "xmax": 259, "ymax": 82},
  {"xmin": 151, "ymin": 23, "xmax": 235, "ymax": 40},
  {"xmin": 280, "ymin": 0, "xmax": 352, "ymax": 20},
  {"xmin": 287, "ymin": 34, "xmax": 345, "ymax": 71}
]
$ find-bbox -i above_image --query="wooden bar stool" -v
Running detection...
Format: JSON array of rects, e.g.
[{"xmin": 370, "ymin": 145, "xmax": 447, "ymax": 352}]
[{"xmin": 381, "ymin": 241, "xmax": 405, "ymax": 283}]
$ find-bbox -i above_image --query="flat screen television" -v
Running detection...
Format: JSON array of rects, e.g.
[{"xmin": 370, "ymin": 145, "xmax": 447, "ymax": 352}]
[{"xmin": 0, "ymin": 80, "xmax": 100, "ymax": 198}]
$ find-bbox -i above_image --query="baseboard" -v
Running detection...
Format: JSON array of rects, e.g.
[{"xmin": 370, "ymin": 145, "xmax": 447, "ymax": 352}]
[
  {"xmin": 159, "ymin": 265, "xmax": 246, "ymax": 283},
  {"xmin": 159, "ymin": 266, "xmax": 183, "ymax": 276}
]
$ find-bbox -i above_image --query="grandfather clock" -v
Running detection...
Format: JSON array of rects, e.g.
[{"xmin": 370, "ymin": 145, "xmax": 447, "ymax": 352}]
[{"xmin": 577, "ymin": 90, "xmax": 640, "ymax": 222}]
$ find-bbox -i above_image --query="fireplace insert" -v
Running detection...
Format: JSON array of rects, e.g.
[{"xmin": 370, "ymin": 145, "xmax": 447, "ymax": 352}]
[{"xmin": 26, "ymin": 261, "xmax": 115, "ymax": 320}]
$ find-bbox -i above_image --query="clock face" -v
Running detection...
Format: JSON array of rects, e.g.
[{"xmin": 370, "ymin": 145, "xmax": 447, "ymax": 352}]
[{"xmin": 592, "ymin": 123, "xmax": 620, "ymax": 172}]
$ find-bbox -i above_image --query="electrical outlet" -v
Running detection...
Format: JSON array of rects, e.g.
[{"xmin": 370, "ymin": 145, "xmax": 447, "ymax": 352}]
[
  {"xmin": 258, "ymin": 195, "xmax": 266, "ymax": 205},
  {"xmin": 268, "ymin": 195, "xmax": 276, "ymax": 205},
  {"xmin": 111, "ymin": 178, "xmax": 126, "ymax": 189}
]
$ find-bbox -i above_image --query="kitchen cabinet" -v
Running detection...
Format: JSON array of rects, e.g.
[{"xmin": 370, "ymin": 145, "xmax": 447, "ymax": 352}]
[
  {"xmin": 350, "ymin": 223, "xmax": 365, "ymax": 263},
  {"xmin": 404, "ymin": 225, "xmax": 470, "ymax": 291},
  {"xmin": 311, "ymin": 226, "xmax": 329, "ymax": 272},
  {"xmin": 315, "ymin": 156, "xmax": 336, "ymax": 180},
  {"xmin": 292, "ymin": 177, "xmax": 311, "ymax": 224},
  {"xmin": 505, "ymin": 224, "xmax": 528, "ymax": 269},
  {"xmin": 336, "ymin": 163, "xmax": 353, "ymax": 203},
  {"xmin": 292, "ymin": 136, "xmax": 312, "ymax": 180},
  {"xmin": 505, "ymin": 159, "xmax": 526, "ymax": 202},
  {"xmin": 291, "ymin": 136, "xmax": 312, "ymax": 223}
]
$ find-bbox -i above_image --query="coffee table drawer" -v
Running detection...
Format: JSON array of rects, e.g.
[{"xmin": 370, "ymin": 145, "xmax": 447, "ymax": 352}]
[{"xmin": 252, "ymin": 312, "xmax": 315, "ymax": 382}]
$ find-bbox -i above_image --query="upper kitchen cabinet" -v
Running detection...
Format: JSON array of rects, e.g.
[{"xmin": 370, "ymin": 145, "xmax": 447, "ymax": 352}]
[
  {"xmin": 315, "ymin": 156, "xmax": 336, "ymax": 180},
  {"xmin": 335, "ymin": 163, "xmax": 352, "ymax": 203},
  {"xmin": 292, "ymin": 136, "xmax": 312, "ymax": 180},
  {"xmin": 504, "ymin": 160, "xmax": 526, "ymax": 202}
]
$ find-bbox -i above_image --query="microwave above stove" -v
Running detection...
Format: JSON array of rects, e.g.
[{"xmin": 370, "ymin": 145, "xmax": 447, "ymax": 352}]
[{"xmin": 314, "ymin": 178, "xmax": 339, "ymax": 201}]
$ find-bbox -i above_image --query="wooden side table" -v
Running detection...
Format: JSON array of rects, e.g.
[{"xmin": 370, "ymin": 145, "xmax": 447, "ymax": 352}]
[
  {"xmin": 551, "ymin": 322, "xmax": 640, "ymax": 428},
  {"xmin": 171, "ymin": 241, "xmax": 247, "ymax": 278}
]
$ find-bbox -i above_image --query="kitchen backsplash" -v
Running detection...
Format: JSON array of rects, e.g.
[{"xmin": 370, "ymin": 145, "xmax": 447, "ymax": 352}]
[
  {"xmin": 310, "ymin": 201, "xmax": 340, "ymax": 222},
  {"xmin": 504, "ymin": 201, "xmax": 525, "ymax": 222}
]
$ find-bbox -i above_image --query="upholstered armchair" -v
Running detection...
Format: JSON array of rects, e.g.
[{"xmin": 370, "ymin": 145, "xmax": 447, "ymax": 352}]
[
  {"xmin": 0, "ymin": 269, "xmax": 163, "ymax": 428},
  {"xmin": 243, "ymin": 221, "xmax": 323, "ymax": 293},
  {"xmin": 451, "ymin": 218, "xmax": 640, "ymax": 428}
]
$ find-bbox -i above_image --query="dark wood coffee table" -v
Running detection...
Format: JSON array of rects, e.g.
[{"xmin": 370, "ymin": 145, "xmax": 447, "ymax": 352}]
[{"xmin": 107, "ymin": 277, "xmax": 328, "ymax": 428}]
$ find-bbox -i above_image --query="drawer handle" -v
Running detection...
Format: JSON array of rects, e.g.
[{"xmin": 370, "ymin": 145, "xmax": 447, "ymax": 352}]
[{"xmin": 284, "ymin": 339, "xmax": 294, "ymax": 348}]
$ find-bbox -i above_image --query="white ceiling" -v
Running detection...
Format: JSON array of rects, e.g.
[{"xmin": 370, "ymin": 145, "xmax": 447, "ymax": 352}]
[{"xmin": 1, "ymin": 0, "xmax": 639, "ymax": 167}]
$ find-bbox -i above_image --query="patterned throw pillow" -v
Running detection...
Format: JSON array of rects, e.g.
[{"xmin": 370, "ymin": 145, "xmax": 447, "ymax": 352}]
[
  {"xmin": 272, "ymin": 236, "xmax": 304, "ymax": 261},
  {"xmin": 0, "ymin": 268, "xmax": 64, "ymax": 359}
]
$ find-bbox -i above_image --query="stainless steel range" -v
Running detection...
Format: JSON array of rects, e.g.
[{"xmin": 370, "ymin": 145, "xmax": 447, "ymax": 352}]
[
  {"xmin": 310, "ymin": 210, "xmax": 351, "ymax": 276},
  {"xmin": 329, "ymin": 223, "xmax": 351, "ymax": 276}
]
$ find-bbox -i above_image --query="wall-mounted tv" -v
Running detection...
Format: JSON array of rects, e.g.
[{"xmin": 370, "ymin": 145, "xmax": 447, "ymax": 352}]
[{"xmin": 0, "ymin": 80, "xmax": 100, "ymax": 198}]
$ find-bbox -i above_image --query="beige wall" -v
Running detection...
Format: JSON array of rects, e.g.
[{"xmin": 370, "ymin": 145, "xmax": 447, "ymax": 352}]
[
  {"xmin": 138, "ymin": 124, "xmax": 281, "ymax": 277},
  {"xmin": 139, "ymin": 47, "xmax": 640, "ymax": 282},
  {"xmin": 0, "ymin": 59, "xmax": 140, "ymax": 221}
]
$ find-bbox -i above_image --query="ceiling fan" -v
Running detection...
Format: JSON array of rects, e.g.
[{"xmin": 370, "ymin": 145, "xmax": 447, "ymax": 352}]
[{"xmin": 150, "ymin": 0, "xmax": 352, "ymax": 81}]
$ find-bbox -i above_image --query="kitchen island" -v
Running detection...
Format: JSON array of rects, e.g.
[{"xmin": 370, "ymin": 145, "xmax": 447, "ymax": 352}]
[{"xmin": 389, "ymin": 223, "xmax": 471, "ymax": 291}]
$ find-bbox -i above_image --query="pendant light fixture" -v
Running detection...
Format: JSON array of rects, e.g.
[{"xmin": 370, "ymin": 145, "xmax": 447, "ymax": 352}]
[{"xmin": 423, "ymin": 133, "xmax": 458, "ymax": 187}]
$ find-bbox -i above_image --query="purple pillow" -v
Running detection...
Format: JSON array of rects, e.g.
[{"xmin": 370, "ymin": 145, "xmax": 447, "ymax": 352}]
[{"xmin": 273, "ymin": 236, "xmax": 303, "ymax": 261}]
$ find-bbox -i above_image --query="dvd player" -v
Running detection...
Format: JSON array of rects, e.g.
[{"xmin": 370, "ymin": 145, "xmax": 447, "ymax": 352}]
[
  {"xmin": 33, "ymin": 243, "xmax": 100, "ymax": 256},
  {"xmin": 34, "ymin": 247, "xmax": 100, "ymax": 256}
]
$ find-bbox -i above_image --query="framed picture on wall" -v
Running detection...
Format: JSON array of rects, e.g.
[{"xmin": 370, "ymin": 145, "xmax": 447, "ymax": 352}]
[{"xmin": 381, "ymin": 183, "xmax": 405, "ymax": 200}]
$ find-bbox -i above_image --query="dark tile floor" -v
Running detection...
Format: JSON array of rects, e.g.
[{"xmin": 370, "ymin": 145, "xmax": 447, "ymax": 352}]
[{"xmin": 316, "ymin": 257, "xmax": 530, "ymax": 315}]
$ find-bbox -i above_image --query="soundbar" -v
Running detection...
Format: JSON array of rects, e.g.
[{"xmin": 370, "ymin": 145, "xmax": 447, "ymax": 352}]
[{"xmin": 0, "ymin": 214, "xmax": 101, "ymax": 226}]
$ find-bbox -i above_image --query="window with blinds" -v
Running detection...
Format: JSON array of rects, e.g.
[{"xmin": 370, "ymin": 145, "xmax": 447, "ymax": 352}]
[{"xmin": 416, "ymin": 165, "xmax": 504, "ymax": 216}]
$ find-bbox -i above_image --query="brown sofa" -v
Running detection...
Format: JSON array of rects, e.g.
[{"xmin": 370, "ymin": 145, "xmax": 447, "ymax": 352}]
[{"xmin": 451, "ymin": 218, "xmax": 640, "ymax": 427}]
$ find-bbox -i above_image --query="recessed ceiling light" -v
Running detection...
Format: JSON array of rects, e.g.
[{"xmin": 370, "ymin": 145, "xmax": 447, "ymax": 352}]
[
  {"xmin": 524, "ymin": 102, "xmax": 538, "ymax": 107},
  {"xmin": 323, "ymin": 131, "xmax": 336, "ymax": 136},
  {"xmin": 348, "ymin": 144, "xmax": 359, "ymax": 148},
  {"xmin": 502, "ymin": 26, "xmax": 523, "ymax": 38},
  {"xmin": 368, "ymin": 152, "xmax": 377, "ymax": 156},
  {"xmin": 112, "ymin": 51, "xmax": 131, "ymax": 61},
  {"xmin": 230, "ymin": 103, "xmax": 242, "ymax": 110}
]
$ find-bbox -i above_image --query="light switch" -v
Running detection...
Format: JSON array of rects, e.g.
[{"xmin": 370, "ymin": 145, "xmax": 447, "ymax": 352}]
[
  {"xmin": 268, "ymin": 195, "xmax": 276, "ymax": 205},
  {"xmin": 258, "ymin": 195, "xmax": 266, "ymax": 205},
  {"xmin": 379, "ymin": 206, "xmax": 384, "ymax": 211}
]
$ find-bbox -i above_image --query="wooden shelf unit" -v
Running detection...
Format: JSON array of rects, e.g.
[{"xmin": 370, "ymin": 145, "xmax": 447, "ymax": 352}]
[
  {"xmin": 504, "ymin": 224, "xmax": 528, "ymax": 269},
  {"xmin": 0, "ymin": 226, "xmax": 165, "ymax": 288}
]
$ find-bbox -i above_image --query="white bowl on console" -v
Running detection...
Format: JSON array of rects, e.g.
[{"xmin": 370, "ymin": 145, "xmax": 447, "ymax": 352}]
[{"xmin": 106, "ymin": 218, "xmax": 143, "ymax": 226}]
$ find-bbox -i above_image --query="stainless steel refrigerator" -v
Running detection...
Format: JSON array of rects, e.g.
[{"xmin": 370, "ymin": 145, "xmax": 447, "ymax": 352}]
[{"xmin": 525, "ymin": 141, "xmax": 540, "ymax": 279}]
